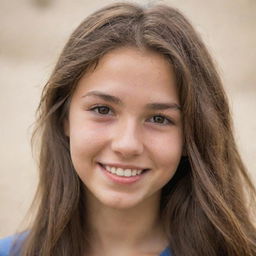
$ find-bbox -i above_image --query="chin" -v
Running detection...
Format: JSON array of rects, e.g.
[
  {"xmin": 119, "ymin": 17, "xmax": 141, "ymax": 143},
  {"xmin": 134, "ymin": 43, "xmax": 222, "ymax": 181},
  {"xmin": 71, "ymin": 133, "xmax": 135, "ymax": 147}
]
[{"xmin": 98, "ymin": 193, "xmax": 143, "ymax": 210}]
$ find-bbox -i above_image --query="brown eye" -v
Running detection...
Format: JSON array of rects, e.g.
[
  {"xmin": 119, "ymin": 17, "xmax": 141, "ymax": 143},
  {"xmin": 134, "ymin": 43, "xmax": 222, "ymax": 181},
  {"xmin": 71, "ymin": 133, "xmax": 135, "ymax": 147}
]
[
  {"xmin": 148, "ymin": 115, "xmax": 172, "ymax": 125},
  {"xmin": 153, "ymin": 116, "xmax": 165, "ymax": 123},
  {"xmin": 90, "ymin": 106, "xmax": 112, "ymax": 115}
]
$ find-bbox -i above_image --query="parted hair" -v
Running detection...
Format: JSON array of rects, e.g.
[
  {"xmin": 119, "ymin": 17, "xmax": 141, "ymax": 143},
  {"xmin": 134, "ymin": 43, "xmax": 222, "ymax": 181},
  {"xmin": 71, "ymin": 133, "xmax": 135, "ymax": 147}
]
[{"xmin": 12, "ymin": 2, "xmax": 256, "ymax": 256}]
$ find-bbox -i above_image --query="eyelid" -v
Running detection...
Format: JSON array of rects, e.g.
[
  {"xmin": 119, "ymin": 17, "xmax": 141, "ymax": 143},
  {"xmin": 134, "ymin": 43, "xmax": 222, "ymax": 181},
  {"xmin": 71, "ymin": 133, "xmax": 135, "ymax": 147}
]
[
  {"xmin": 87, "ymin": 104, "xmax": 175, "ymax": 125},
  {"xmin": 88, "ymin": 104, "xmax": 115, "ymax": 115},
  {"xmin": 147, "ymin": 114, "xmax": 175, "ymax": 125}
]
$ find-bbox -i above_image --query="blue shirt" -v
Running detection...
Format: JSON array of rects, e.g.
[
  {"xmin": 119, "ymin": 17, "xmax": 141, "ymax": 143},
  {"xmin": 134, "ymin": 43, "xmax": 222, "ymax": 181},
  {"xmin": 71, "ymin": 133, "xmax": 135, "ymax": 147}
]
[
  {"xmin": 0, "ymin": 234, "xmax": 172, "ymax": 256},
  {"xmin": 0, "ymin": 233, "xmax": 27, "ymax": 256}
]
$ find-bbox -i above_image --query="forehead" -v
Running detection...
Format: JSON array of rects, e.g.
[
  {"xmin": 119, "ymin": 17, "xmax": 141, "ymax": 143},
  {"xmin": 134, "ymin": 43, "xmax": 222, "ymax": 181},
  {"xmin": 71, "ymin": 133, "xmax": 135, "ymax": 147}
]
[
  {"xmin": 73, "ymin": 47, "xmax": 178, "ymax": 103},
  {"xmin": 95, "ymin": 47, "xmax": 174, "ymax": 82},
  {"xmin": 97, "ymin": 46, "xmax": 171, "ymax": 70}
]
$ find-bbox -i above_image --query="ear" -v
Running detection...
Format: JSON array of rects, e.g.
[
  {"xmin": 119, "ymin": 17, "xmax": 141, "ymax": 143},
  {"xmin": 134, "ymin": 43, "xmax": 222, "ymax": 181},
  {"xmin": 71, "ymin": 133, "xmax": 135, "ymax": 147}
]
[{"xmin": 64, "ymin": 118, "xmax": 70, "ymax": 137}]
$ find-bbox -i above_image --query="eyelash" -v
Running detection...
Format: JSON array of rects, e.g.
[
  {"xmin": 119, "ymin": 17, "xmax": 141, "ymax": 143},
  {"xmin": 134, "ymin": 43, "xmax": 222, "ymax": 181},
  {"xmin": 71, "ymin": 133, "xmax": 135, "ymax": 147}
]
[{"xmin": 88, "ymin": 105, "xmax": 174, "ymax": 125}]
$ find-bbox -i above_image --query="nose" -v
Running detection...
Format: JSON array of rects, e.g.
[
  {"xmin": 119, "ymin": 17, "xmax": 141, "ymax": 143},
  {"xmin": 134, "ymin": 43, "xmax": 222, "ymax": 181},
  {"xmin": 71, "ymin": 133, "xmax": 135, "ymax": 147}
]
[{"xmin": 111, "ymin": 119, "xmax": 144, "ymax": 159}]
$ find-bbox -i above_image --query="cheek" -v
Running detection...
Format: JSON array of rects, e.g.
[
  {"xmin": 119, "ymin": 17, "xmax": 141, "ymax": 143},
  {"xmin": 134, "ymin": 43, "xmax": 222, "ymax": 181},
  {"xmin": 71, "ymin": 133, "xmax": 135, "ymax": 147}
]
[
  {"xmin": 145, "ymin": 129, "xmax": 183, "ymax": 184},
  {"xmin": 68, "ymin": 121, "xmax": 110, "ymax": 169},
  {"xmin": 147, "ymin": 130, "xmax": 183, "ymax": 162},
  {"xmin": 151, "ymin": 134, "xmax": 183, "ymax": 189}
]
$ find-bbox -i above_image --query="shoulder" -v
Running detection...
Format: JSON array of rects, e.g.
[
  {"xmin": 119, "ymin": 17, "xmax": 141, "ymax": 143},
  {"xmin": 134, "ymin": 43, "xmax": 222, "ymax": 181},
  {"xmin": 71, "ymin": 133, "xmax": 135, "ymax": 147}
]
[
  {"xmin": 0, "ymin": 232, "xmax": 28, "ymax": 256},
  {"xmin": 0, "ymin": 234, "xmax": 16, "ymax": 256},
  {"xmin": 159, "ymin": 247, "xmax": 173, "ymax": 256}
]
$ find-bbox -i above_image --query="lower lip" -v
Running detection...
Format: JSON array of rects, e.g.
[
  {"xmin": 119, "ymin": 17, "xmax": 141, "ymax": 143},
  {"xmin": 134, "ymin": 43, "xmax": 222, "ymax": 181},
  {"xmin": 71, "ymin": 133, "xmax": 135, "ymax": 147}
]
[{"xmin": 98, "ymin": 164, "xmax": 147, "ymax": 184}]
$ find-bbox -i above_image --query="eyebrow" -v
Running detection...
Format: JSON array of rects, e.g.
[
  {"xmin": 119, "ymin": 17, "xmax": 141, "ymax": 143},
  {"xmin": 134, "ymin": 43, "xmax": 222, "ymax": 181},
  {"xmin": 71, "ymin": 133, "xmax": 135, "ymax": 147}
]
[
  {"xmin": 82, "ymin": 91, "xmax": 181, "ymax": 111},
  {"xmin": 145, "ymin": 102, "xmax": 181, "ymax": 111}
]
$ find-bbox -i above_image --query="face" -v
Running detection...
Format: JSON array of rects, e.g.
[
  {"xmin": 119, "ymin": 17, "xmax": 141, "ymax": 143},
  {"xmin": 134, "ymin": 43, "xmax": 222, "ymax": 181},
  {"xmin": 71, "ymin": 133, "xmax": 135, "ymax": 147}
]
[{"xmin": 65, "ymin": 47, "xmax": 183, "ymax": 209}]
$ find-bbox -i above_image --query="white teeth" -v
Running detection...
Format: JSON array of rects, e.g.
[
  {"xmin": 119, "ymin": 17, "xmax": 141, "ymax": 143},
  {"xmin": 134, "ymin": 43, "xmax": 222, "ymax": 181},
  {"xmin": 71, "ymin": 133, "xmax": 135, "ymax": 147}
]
[
  {"xmin": 110, "ymin": 167, "xmax": 117, "ymax": 174},
  {"xmin": 104, "ymin": 165, "xmax": 144, "ymax": 177},
  {"xmin": 137, "ymin": 170, "xmax": 142, "ymax": 175},
  {"xmin": 124, "ymin": 169, "xmax": 131, "ymax": 177},
  {"xmin": 132, "ymin": 170, "xmax": 137, "ymax": 176},
  {"xmin": 116, "ymin": 168, "xmax": 124, "ymax": 176}
]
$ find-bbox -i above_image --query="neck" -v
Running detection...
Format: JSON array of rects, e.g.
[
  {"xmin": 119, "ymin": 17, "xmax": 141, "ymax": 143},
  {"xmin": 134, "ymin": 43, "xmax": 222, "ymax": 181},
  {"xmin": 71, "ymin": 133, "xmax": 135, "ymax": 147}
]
[{"xmin": 85, "ymin": 191, "xmax": 167, "ymax": 255}]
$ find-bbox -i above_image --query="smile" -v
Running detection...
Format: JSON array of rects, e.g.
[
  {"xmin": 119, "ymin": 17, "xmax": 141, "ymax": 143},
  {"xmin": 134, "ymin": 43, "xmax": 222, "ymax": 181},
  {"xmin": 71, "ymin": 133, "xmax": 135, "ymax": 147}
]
[
  {"xmin": 105, "ymin": 165, "xmax": 143, "ymax": 177},
  {"xmin": 99, "ymin": 163, "xmax": 149, "ymax": 178}
]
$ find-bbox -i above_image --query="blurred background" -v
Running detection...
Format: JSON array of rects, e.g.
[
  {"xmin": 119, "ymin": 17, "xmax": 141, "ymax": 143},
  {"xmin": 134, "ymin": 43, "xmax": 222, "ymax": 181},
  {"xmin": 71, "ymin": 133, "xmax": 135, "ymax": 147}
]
[{"xmin": 0, "ymin": 0, "xmax": 255, "ymax": 237}]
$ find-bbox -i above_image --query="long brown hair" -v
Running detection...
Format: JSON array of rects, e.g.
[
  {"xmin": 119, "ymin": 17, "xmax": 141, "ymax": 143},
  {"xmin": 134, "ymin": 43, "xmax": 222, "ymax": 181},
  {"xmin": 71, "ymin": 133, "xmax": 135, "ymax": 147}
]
[{"xmin": 12, "ymin": 2, "xmax": 256, "ymax": 255}]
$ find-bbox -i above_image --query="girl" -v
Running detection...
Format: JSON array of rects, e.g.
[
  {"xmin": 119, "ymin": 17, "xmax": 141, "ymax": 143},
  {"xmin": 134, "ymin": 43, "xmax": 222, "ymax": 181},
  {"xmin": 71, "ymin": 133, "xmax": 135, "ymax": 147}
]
[{"xmin": 1, "ymin": 2, "xmax": 255, "ymax": 256}]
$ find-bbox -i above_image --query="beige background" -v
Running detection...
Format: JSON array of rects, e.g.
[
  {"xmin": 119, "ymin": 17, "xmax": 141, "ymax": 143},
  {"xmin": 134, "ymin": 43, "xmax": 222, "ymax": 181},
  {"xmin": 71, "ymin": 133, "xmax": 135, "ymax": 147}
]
[{"xmin": 0, "ymin": 0, "xmax": 255, "ymax": 237}]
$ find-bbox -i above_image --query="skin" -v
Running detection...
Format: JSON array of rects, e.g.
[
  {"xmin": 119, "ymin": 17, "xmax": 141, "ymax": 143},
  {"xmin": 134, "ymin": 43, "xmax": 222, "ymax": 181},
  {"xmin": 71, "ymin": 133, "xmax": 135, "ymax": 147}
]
[{"xmin": 65, "ymin": 47, "xmax": 183, "ymax": 256}]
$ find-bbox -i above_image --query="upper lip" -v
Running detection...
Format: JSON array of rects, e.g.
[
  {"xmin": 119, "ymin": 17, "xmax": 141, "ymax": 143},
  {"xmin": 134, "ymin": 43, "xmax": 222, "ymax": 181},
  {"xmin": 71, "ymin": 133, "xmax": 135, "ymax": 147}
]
[{"xmin": 99, "ymin": 162, "xmax": 149, "ymax": 170}]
